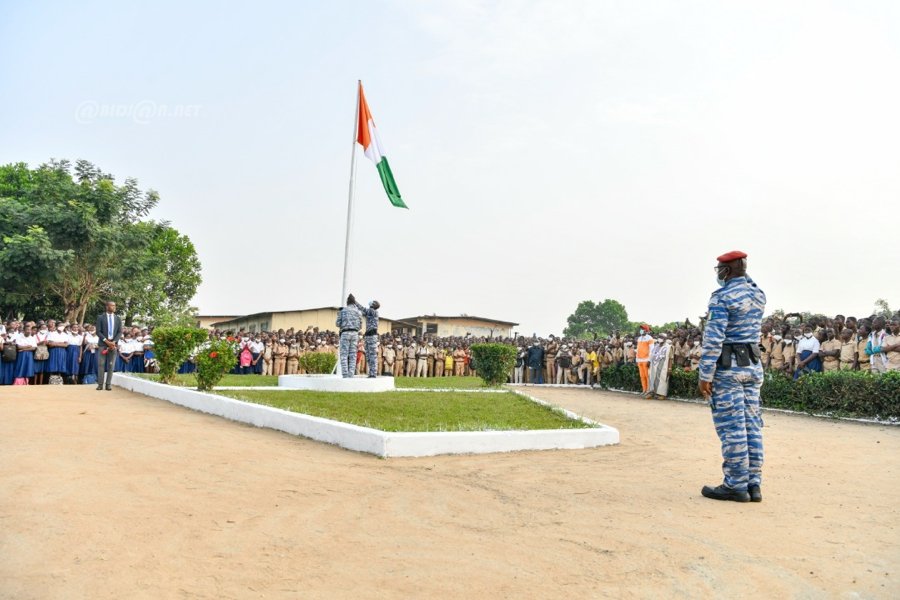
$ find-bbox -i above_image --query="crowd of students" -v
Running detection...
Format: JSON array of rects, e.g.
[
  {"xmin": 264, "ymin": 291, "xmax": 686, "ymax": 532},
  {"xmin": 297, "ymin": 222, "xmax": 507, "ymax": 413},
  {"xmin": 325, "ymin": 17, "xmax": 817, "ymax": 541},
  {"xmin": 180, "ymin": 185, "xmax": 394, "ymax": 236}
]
[
  {"xmin": 0, "ymin": 320, "xmax": 155, "ymax": 386},
  {"xmin": 4, "ymin": 311, "xmax": 898, "ymax": 388}
]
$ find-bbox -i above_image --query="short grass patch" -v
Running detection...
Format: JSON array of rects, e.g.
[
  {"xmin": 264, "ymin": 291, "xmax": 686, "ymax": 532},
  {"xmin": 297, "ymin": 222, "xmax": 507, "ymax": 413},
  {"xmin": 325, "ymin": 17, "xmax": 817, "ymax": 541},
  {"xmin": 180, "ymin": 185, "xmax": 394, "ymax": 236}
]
[
  {"xmin": 395, "ymin": 376, "xmax": 487, "ymax": 389},
  {"xmin": 133, "ymin": 373, "xmax": 279, "ymax": 387},
  {"xmin": 216, "ymin": 389, "xmax": 594, "ymax": 432}
]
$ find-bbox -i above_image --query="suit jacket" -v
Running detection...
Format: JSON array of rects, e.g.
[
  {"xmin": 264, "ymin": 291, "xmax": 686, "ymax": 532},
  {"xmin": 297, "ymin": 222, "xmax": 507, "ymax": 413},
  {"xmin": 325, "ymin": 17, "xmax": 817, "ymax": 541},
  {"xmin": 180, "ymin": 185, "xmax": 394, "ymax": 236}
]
[{"xmin": 96, "ymin": 312, "xmax": 123, "ymax": 346}]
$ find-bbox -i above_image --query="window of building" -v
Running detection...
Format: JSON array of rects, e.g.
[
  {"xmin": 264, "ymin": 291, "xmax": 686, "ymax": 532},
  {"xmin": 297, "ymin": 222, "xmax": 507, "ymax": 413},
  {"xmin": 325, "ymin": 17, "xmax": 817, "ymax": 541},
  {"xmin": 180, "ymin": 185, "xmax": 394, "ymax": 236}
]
[{"xmin": 425, "ymin": 323, "xmax": 438, "ymax": 334}]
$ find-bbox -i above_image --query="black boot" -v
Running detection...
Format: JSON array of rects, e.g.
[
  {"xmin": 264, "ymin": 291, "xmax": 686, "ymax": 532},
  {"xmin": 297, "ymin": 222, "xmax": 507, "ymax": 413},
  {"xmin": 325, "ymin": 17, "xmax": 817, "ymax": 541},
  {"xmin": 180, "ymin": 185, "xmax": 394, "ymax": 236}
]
[
  {"xmin": 748, "ymin": 484, "xmax": 762, "ymax": 502},
  {"xmin": 701, "ymin": 484, "xmax": 750, "ymax": 502}
]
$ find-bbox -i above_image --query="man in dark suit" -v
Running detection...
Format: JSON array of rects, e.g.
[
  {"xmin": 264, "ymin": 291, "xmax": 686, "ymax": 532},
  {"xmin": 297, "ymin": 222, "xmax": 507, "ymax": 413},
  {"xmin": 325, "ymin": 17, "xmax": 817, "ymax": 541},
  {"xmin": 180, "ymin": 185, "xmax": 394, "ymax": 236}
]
[{"xmin": 96, "ymin": 300, "xmax": 122, "ymax": 390}]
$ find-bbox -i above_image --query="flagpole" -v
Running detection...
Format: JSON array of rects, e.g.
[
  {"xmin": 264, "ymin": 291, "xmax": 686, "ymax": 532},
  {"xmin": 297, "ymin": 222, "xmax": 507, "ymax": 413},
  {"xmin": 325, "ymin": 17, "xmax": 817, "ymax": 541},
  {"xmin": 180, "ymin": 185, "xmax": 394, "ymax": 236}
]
[{"xmin": 341, "ymin": 80, "xmax": 360, "ymax": 306}]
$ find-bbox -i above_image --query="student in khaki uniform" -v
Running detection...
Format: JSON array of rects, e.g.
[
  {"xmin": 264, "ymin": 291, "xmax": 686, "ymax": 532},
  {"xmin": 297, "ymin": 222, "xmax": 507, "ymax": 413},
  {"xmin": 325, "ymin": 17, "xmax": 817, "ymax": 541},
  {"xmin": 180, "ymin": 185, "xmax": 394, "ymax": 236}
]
[
  {"xmin": 453, "ymin": 347, "xmax": 466, "ymax": 376},
  {"xmin": 689, "ymin": 340, "xmax": 702, "ymax": 371},
  {"xmin": 883, "ymin": 319, "xmax": 900, "ymax": 372},
  {"xmin": 768, "ymin": 335, "xmax": 785, "ymax": 371},
  {"xmin": 286, "ymin": 340, "xmax": 300, "ymax": 375},
  {"xmin": 395, "ymin": 344, "xmax": 406, "ymax": 377},
  {"xmin": 819, "ymin": 329, "xmax": 841, "ymax": 372},
  {"xmin": 382, "ymin": 344, "xmax": 395, "ymax": 377},
  {"xmin": 405, "ymin": 344, "xmax": 417, "ymax": 377},
  {"xmin": 426, "ymin": 342, "xmax": 436, "ymax": 377},
  {"xmin": 855, "ymin": 326, "xmax": 871, "ymax": 372},
  {"xmin": 434, "ymin": 346, "xmax": 445, "ymax": 377},
  {"xmin": 272, "ymin": 339, "xmax": 288, "ymax": 377},
  {"xmin": 263, "ymin": 338, "xmax": 274, "ymax": 376},
  {"xmin": 838, "ymin": 329, "xmax": 857, "ymax": 370},
  {"xmin": 415, "ymin": 343, "xmax": 429, "ymax": 377},
  {"xmin": 759, "ymin": 322, "xmax": 774, "ymax": 368},
  {"xmin": 544, "ymin": 340, "xmax": 558, "ymax": 387},
  {"xmin": 782, "ymin": 333, "xmax": 797, "ymax": 375}
]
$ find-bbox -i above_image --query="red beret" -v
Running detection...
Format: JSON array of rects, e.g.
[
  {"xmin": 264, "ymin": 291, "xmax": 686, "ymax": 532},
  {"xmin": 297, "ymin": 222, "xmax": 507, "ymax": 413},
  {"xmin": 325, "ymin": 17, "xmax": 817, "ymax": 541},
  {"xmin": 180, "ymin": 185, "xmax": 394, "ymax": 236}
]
[
  {"xmin": 640, "ymin": 324, "xmax": 650, "ymax": 331},
  {"xmin": 716, "ymin": 250, "xmax": 747, "ymax": 263}
]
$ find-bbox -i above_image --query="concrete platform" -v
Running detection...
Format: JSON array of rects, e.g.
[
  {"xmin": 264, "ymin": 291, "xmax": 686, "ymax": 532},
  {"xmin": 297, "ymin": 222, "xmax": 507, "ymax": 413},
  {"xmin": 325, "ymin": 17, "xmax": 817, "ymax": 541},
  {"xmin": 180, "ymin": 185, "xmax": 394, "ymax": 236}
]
[
  {"xmin": 111, "ymin": 374, "xmax": 619, "ymax": 457},
  {"xmin": 278, "ymin": 374, "xmax": 396, "ymax": 392}
]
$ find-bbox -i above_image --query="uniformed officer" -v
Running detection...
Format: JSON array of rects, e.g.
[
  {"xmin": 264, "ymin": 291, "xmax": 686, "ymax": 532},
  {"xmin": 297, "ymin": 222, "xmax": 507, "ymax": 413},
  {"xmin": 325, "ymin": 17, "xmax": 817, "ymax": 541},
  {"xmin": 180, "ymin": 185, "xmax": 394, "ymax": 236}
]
[
  {"xmin": 698, "ymin": 250, "xmax": 767, "ymax": 503},
  {"xmin": 354, "ymin": 299, "xmax": 381, "ymax": 378},
  {"xmin": 335, "ymin": 294, "xmax": 362, "ymax": 378}
]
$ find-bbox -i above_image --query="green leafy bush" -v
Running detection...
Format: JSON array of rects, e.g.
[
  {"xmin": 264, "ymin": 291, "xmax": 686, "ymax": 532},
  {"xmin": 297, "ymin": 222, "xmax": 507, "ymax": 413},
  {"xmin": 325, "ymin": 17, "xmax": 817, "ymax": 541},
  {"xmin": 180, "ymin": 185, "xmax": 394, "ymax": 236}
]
[
  {"xmin": 153, "ymin": 326, "xmax": 209, "ymax": 384},
  {"xmin": 596, "ymin": 362, "xmax": 900, "ymax": 420},
  {"xmin": 195, "ymin": 339, "xmax": 238, "ymax": 391},
  {"xmin": 299, "ymin": 351, "xmax": 337, "ymax": 375},
  {"xmin": 597, "ymin": 363, "xmax": 642, "ymax": 393},
  {"xmin": 470, "ymin": 343, "xmax": 516, "ymax": 387}
]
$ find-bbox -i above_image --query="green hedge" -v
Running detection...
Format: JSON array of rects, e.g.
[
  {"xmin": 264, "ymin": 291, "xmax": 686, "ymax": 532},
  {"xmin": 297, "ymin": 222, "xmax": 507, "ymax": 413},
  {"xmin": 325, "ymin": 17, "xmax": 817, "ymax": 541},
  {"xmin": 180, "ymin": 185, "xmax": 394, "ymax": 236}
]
[
  {"xmin": 470, "ymin": 343, "xmax": 517, "ymax": 387},
  {"xmin": 153, "ymin": 326, "xmax": 210, "ymax": 384},
  {"xmin": 596, "ymin": 364, "xmax": 900, "ymax": 420},
  {"xmin": 299, "ymin": 351, "xmax": 337, "ymax": 375}
]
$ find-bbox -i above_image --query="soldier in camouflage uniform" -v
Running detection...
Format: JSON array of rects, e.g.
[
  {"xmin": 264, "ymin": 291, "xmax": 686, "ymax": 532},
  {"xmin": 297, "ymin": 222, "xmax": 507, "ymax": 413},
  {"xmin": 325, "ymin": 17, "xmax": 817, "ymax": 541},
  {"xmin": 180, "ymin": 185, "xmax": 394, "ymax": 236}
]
[
  {"xmin": 335, "ymin": 295, "xmax": 362, "ymax": 378},
  {"xmin": 699, "ymin": 250, "xmax": 767, "ymax": 503},
  {"xmin": 354, "ymin": 299, "xmax": 381, "ymax": 378}
]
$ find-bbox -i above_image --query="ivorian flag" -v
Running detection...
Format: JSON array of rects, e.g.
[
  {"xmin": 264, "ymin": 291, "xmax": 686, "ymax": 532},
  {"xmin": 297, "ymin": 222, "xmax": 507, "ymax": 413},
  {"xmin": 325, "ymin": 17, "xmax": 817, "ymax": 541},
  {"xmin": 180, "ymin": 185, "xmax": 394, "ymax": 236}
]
[{"xmin": 357, "ymin": 82, "xmax": 407, "ymax": 209}]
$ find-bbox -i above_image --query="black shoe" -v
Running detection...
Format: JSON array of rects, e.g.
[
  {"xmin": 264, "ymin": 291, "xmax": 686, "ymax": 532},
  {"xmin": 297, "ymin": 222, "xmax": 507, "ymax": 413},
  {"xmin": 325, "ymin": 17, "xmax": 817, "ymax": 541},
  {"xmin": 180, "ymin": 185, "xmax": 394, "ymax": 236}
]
[
  {"xmin": 367, "ymin": 375, "xmax": 376, "ymax": 378},
  {"xmin": 701, "ymin": 484, "xmax": 750, "ymax": 503},
  {"xmin": 105, "ymin": 385, "xmax": 112, "ymax": 391},
  {"xmin": 748, "ymin": 484, "xmax": 762, "ymax": 502},
  {"xmin": 96, "ymin": 385, "xmax": 103, "ymax": 391}
]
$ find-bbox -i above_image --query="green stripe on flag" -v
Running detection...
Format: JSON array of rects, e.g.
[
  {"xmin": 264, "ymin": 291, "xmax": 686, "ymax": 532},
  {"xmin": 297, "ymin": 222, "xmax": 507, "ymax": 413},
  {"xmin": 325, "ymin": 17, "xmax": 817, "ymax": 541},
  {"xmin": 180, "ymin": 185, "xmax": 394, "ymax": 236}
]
[{"xmin": 376, "ymin": 157, "xmax": 407, "ymax": 209}]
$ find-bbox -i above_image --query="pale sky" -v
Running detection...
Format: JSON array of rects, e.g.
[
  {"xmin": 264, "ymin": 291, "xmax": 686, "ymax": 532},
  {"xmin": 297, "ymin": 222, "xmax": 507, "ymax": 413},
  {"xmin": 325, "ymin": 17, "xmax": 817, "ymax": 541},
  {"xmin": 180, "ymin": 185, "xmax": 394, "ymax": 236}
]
[{"xmin": 2, "ymin": 0, "xmax": 898, "ymax": 335}]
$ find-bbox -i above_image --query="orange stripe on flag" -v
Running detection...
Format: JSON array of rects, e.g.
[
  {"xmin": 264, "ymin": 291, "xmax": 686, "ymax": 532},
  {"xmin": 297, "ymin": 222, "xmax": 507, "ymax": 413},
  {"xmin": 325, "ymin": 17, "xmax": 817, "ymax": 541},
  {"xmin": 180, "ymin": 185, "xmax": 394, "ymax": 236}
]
[{"xmin": 357, "ymin": 82, "xmax": 373, "ymax": 149}]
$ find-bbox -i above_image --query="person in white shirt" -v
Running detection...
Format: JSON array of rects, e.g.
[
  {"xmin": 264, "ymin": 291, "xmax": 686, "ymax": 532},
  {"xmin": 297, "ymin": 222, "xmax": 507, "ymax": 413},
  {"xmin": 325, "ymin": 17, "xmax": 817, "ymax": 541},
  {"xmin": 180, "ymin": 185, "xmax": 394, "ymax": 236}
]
[
  {"xmin": 66, "ymin": 325, "xmax": 85, "ymax": 383},
  {"xmin": 46, "ymin": 321, "xmax": 70, "ymax": 381},
  {"xmin": 13, "ymin": 324, "xmax": 38, "ymax": 385},
  {"xmin": 81, "ymin": 326, "xmax": 99, "ymax": 384},
  {"xmin": 794, "ymin": 325, "xmax": 821, "ymax": 379}
]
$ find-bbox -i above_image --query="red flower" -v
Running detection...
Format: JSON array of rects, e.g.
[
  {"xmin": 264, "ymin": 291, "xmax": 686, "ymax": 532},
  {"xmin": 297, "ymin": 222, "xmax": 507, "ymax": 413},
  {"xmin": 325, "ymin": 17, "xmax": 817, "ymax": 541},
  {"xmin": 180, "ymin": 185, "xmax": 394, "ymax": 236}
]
[{"xmin": 209, "ymin": 351, "xmax": 219, "ymax": 358}]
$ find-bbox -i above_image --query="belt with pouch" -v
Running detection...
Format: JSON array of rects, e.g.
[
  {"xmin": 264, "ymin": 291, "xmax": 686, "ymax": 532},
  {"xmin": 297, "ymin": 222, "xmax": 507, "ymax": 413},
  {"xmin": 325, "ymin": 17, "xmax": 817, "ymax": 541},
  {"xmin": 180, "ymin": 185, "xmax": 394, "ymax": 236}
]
[
  {"xmin": 364, "ymin": 329, "xmax": 378, "ymax": 336},
  {"xmin": 340, "ymin": 329, "xmax": 359, "ymax": 334},
  {"xmin": 716, "ymin": 342, "xmax": 761, "ymax": 369}
]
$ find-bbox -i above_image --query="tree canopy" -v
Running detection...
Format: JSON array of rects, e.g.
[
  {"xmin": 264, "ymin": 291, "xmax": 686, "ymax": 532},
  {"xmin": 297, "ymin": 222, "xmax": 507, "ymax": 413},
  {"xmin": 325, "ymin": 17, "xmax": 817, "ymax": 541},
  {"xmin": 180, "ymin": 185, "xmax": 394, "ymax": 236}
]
[
  {"xmin": 563, "ymin": 299, "xmax": 630, "ymax": 338},
  {"xmin": 0, "ymin": 159, "xmax": 201, "ymax": 325}
]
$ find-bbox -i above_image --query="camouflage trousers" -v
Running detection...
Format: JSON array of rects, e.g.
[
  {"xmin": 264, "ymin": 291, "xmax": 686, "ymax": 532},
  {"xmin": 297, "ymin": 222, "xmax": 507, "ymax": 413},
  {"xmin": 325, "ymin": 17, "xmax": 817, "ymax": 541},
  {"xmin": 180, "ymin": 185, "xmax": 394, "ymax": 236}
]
[
  {"xmin": 339, "ymin": 331, "xmax": 359, "ymax": 378},
  {"xmin": 363, "ymin": 334, "xmax": 378, "ymax": 377},
  {"xmin": 709, "ymin": 362, "xmax": 764, "ymax": 491}
]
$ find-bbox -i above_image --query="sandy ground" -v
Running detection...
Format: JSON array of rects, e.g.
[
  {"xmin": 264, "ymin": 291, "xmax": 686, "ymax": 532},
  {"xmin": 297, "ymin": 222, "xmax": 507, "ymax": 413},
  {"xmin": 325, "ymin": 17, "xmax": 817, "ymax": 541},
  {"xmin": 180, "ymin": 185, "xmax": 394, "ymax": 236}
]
[{"xmin": 1, "ymin": 385, "xmax": 898, "ymax": 600}]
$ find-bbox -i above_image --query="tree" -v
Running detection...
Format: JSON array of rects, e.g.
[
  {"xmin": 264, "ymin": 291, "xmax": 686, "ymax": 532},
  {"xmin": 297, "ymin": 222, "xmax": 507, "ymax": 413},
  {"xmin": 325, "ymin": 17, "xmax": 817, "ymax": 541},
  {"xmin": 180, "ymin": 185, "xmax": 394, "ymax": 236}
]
[
  {"xmin": 873, "ymin": 299, "xmax": 893, "ymax": 319},
  {"xmin": 563, "ymin": 299, "xmax": 630, "ymax": 338},
  {"xmin": 0, "ymin": 159, "xmax": 201, "ymax": 324}
]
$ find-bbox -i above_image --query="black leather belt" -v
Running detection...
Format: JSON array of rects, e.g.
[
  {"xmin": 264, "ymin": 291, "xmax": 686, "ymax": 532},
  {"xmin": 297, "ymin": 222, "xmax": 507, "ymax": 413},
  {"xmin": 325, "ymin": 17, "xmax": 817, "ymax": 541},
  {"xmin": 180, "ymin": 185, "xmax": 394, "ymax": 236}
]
[{"xmin": 340, "ymin": 329, "xmax": 359, "ymax": 334}]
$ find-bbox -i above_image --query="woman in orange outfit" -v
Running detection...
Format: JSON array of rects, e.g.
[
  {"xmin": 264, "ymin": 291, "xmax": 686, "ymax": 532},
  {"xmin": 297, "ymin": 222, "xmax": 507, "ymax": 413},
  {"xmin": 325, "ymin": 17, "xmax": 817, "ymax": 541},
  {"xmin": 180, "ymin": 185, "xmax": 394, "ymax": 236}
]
[{"xmin": 636, "ymin": 324, "xmax": 654, "ymax": 395}]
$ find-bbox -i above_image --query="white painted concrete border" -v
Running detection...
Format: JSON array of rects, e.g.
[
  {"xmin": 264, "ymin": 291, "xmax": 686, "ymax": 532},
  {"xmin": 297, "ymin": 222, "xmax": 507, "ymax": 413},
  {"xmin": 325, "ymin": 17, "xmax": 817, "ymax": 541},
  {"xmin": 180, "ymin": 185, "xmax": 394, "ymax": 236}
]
[
  {"xmin": 278, "ymin": 374, "xmax": 396, "ymax": 392},
  {"xmin": 112, "ymin": 374, "xmax": 620, "ymax": 457}
]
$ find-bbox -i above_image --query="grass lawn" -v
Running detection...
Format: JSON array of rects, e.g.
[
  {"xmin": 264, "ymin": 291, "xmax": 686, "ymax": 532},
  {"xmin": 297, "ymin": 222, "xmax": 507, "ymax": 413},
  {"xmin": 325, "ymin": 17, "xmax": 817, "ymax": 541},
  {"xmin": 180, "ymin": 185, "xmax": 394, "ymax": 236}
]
[
  {"xmin": 216, "ymin": 389, "xmax": 594, "ymax": 432},
  {"xmin": 133, "ymin": 373, "xmax": 280, "ymax": 387},
  {"xmin": 395, "ymin": 376, "xmax": 488, "ymax": 389}
]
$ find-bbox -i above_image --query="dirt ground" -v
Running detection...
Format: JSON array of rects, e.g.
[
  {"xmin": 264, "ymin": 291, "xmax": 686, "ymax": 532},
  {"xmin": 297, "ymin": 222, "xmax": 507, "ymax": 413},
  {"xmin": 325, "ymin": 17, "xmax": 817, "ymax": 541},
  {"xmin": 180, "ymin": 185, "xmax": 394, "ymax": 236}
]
[{"xmin": 1, "ymin": 385, "xmax": 897, "ymax": 599}]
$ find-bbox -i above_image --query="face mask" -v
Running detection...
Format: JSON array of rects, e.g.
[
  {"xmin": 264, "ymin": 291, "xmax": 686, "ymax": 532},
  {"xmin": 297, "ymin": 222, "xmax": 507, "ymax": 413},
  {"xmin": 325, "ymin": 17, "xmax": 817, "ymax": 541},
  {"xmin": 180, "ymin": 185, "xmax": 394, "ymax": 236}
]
[
  {"xmin": 803, "ymin": 333, "xmax": 813, "ymax": 338},
  {"xmin": 773, "ymin": 335, "xmax": 782, "ymax": 341},
  {"xmin": 693, "ymin": 341, "xmax": 700, "ymax": 346},
  {"xmin": 784, "ymin": 339, "xmax": 793, "ymax": 345}
]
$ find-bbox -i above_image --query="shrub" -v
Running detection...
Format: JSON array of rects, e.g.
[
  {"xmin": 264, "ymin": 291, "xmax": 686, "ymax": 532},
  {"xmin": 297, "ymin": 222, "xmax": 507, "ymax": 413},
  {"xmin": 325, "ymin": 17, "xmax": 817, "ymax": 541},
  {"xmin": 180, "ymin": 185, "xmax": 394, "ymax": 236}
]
[
  {"xmin": 153, "ymin": 326, "xmax": 209, "ymax": 384},
  {"xmin": 596, "ymin": 363, "xmax": 642, "ymax": 393},
  {"xmin": 195, "ymin": 339, "xmax": 238, "ymax": 391},
  {"xmin": 596, "ymin": 361, "xmax": 900, "ymax": 420},
  {"xmin": 470, "ymin": 343, "xmax": 516, "ymax": 387},
  {"xmin": 299, "ymin": 351, "xmax": 337, "ymax": 375}
]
